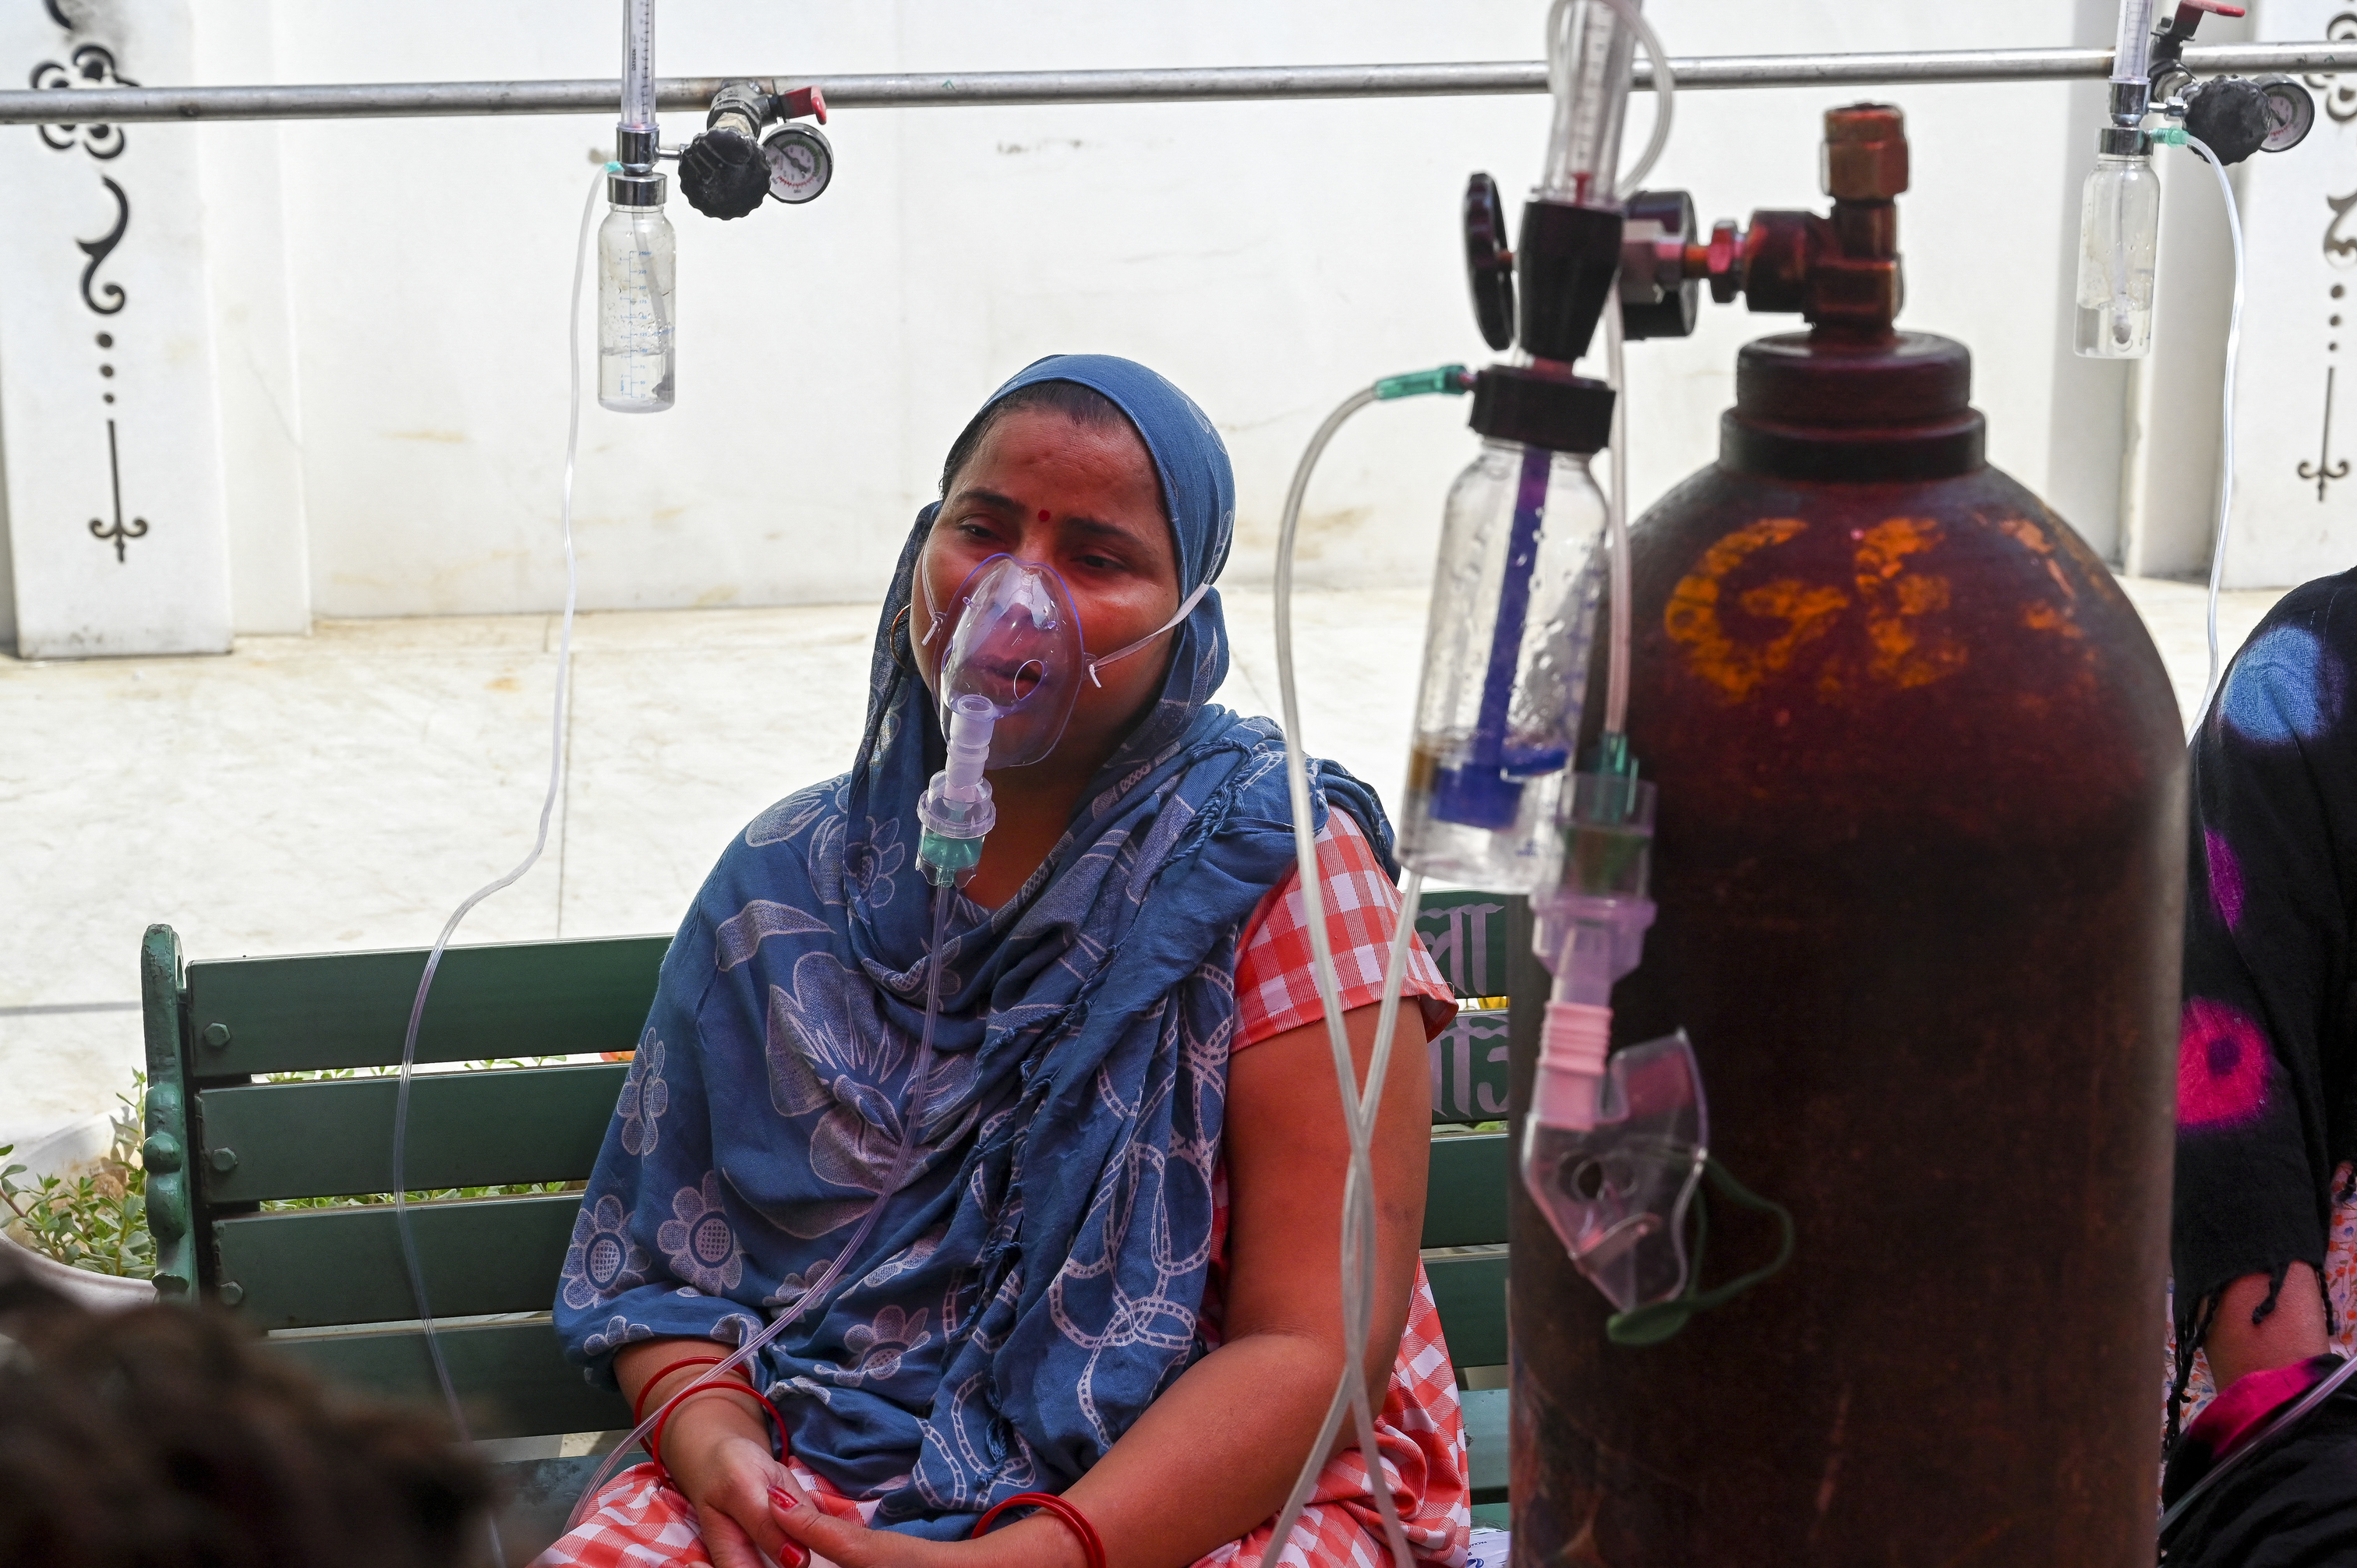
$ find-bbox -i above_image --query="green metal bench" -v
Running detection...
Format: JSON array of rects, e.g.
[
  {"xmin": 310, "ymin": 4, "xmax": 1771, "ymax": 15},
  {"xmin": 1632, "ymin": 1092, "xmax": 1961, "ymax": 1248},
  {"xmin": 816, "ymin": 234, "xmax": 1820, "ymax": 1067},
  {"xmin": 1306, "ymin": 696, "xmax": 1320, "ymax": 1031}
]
[{"xmin": 136, "ymin": 890, "xmax": 1524, "ymax": 1556}]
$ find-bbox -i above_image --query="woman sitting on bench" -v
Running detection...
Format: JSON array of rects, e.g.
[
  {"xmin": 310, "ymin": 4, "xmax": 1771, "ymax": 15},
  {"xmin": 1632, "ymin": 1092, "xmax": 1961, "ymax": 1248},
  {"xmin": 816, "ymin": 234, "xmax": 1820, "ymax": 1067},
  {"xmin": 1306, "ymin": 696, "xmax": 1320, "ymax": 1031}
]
[{"xmin": 542, "ymin": 356, "xmax": 1465, "ymax": 1568}]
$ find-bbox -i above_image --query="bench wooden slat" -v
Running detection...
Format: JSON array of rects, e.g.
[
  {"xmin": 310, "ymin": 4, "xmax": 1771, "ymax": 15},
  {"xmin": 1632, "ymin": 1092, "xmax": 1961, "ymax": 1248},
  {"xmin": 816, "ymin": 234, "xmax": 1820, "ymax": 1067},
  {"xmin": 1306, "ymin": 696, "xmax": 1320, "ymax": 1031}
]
[
  {"xmin": 199, "ymin": 1065, "xmax": 625, "ymax": 1202},
  {"xmin": 1461, "ymin": 1386, "xmax": 1508, "ymax": 1506},
  {"xmin": 263, "ymin": 1320, "xmax": 627, "ymax": 1442},
  {"xmin": 222, "ymin": 1133, "xmax": 1506, "ymax": 1330},
  {"xmin": 1423, "ymin": 1250, "xmax": 1507, "ymax": 1369},
  {"xmin": 185, "ymin": 936, "xmax": 669, "ymax": 1077},
  {"xmin": 219, "ymin": 1195, "xmax": 580, "ymax": 1330},
  {"xmin": 1422, "ymin": 1133, "xmax": 1508, "ymax": 1249}
]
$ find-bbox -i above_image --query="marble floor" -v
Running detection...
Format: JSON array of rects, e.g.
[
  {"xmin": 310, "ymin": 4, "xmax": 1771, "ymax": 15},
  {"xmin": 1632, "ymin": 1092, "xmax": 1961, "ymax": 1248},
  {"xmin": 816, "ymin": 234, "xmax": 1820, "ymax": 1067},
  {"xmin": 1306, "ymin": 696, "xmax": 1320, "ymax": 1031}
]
[{"xmin": 0, "ymin": 575, "xmax": 2287, "ymax": 1168}]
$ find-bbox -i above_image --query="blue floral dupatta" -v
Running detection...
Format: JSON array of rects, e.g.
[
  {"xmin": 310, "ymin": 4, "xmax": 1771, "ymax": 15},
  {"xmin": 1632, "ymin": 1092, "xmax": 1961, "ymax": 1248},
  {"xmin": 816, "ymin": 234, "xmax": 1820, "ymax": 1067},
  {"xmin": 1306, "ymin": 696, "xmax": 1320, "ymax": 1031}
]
[{"xmin": 552, "ymin": 355, "xmax": 1394, "ymax": 1537}]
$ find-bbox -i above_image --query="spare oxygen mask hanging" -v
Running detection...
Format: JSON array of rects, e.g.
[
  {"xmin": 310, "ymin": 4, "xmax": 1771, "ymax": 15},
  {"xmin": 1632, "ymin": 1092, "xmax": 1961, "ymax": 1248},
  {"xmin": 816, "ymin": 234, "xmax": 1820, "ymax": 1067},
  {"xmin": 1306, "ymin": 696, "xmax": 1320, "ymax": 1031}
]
[
  {"xmin": 1520, "ymin": 776, "xmax": 1791, "ymax": 1345},
  {"xmin": 913, "ymin": 553, "xmax": 1207, "ymax": 886},
  {"xmin": 1521, "ymin": 775, "xmax": 1696, "ymax": 1319}
]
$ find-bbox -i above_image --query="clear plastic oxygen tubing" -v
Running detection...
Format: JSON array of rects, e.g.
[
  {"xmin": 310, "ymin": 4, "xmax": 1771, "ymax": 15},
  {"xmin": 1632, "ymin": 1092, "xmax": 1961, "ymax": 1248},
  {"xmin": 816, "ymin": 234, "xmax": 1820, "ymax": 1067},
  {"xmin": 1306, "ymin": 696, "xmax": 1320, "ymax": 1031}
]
[
  {"xmin": 1602, "ymin": 299, "xmax": 1635, "ymax": 735},
  {"xmin": 1262, "ymin": 12, "xmax": 1675, "ymax": 1553},
  {"xmin": 386, "ymin": 172, "xmax": 606, "ymax": 1568},
  {"xmin": 1542, "ymin": 0, "xmax": 1676, "ymax": 202},
  {"xmin": 1270, "ymin": 383, "xmax": 1421, "ymax": 1568},
  {"xmin": 560, "ymin": 884, "xmax": 955, "ymax": 1531},
  {"xmin": 2180, "ymin": 130, "xmax": 2246, "ymax": 729},
  {"xmin": 2159, "ymin": 1350, "xmax": 2357, "ymax": 1542}
]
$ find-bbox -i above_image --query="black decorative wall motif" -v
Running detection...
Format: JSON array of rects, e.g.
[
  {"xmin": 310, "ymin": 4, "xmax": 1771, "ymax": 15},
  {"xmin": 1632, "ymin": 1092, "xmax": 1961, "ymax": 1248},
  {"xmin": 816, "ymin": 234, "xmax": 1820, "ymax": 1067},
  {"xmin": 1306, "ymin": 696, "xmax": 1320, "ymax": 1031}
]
[
  {"xmin": 34, "ymin": 7, "xmax": 152, "ymax": 563},
  {"xmin": 2302, "ymin": 368, "xmax": 2350, "ymax": 501},
  {"xmin": 87, "ymin": 420, "xmax": 146, "ymax": 564},
  {"xmin": 2313, "ymin": 14, "xmax": 2357, "ymax": 125},
  {"xmin": 75, "ymin": 176, "xmax": 126, "ymax": 315},
  {"xmin": 30, "ymin": 44, "xmax": 132, "ymax": 159},
  {"xmin": 2328, "ymin": 188, "xmax": 2357, "ymax": 267}
]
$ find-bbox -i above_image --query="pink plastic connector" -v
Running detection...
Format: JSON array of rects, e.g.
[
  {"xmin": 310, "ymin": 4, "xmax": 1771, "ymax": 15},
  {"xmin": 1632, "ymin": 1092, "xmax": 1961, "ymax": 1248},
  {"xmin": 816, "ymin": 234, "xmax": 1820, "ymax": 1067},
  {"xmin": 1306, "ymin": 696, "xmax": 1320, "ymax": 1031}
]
[{"xmin": 1534, "ymin": 1001, "xmax": 1612, "ymax": 1131}]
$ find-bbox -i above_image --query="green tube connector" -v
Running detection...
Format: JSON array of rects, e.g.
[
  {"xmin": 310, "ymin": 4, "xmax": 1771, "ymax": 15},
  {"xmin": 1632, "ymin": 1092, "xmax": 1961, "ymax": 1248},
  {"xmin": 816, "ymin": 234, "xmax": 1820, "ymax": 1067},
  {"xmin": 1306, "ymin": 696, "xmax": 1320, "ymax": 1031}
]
[
  {"xmin": 917, "ymin": 829, "xmax": 982, "ymax": 888},
  {"xmin": 2151, "ymin": 124, "xmax": 2189, "ymax": 147},
  {"xmin": 1586, "ymin": 730, "xmax": 1638, "ymax": 783},
  {"xmin": 1374, "ymin": 365, "xmax": 1473, "ymax": 401}
]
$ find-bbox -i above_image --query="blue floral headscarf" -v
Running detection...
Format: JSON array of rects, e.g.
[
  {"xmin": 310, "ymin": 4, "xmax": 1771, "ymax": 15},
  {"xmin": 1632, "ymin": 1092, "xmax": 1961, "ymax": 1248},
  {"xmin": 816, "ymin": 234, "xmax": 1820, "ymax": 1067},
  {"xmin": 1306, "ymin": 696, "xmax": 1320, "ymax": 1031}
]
[{"xmin": 554, "ymin": 355, "xmax": 1392, "ymax": 1535}]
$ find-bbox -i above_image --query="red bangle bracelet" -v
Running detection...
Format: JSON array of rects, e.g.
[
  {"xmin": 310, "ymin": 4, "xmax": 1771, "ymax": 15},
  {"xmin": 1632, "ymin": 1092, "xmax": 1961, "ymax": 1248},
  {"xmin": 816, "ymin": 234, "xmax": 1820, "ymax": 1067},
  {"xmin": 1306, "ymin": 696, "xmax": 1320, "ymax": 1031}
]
[
  {"xmin": 972, "ymin": 1491, "xmax": 1106, "ymax": 1568},
  {"xmin": 646, "ymin": 1379, "xmax": 786, "ymax": 1488},
  {"xmin": 630, "ymin": 1355, "xmax": 733, "ymax": 1427}
]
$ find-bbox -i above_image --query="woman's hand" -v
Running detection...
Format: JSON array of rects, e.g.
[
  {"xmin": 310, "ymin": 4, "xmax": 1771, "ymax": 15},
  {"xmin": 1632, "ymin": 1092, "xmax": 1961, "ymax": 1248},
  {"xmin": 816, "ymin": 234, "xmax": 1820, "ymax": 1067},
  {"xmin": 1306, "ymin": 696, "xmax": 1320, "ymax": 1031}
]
[
  {"xmin": 771, "ymin": 1496, "xmax": 1081, "ymax": 1568},
  {"xmin": 646, "ymin": 1396, "xmax": 815, "ymax": 1568}
]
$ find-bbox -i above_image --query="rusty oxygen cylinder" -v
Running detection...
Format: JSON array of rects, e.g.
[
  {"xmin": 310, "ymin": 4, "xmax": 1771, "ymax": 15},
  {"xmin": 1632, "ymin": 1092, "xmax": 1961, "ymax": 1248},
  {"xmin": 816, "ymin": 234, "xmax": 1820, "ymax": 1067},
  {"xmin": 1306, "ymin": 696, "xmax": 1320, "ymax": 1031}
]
[{"xmin": 1507, "ymin": 104, "xmax": 2186, "ymax": 1565}]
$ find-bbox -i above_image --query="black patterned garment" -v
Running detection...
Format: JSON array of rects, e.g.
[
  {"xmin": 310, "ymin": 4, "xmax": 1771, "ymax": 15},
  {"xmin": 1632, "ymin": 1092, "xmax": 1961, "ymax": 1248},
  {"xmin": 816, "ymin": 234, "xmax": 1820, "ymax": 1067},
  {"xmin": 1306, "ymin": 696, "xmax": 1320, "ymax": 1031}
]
[
  {"xmin": 2167, "ymin": 572, "xmax": 2357, "ymax": 1560},
  {"xmin": 2175, "ymin": 574, "xmax": 2357, "ymax": 1350}
]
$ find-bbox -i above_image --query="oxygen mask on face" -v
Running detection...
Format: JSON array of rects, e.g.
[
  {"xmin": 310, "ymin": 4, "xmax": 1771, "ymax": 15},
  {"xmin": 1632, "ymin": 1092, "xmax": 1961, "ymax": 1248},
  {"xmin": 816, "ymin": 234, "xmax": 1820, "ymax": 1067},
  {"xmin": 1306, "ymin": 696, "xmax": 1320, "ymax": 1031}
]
[
  {"xmin": 915, "ymin": 556, "xmax": 1086, "ymax": 886},
  {"xmin": 913, "ymin": 549, "xmax": 1210, "ymax": 888},
  {"xmin": 929, "ymin": 556, "xmax": 1087, "ymax": 765}
]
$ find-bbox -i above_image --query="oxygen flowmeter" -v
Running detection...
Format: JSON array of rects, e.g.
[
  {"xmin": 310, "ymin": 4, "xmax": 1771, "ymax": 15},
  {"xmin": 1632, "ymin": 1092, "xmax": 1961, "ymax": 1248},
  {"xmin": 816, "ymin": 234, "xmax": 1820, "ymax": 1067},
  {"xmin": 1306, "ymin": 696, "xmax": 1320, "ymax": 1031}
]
[{"xmin": 601, "ymin": 0, "xmax": 675, "ymax": 414}]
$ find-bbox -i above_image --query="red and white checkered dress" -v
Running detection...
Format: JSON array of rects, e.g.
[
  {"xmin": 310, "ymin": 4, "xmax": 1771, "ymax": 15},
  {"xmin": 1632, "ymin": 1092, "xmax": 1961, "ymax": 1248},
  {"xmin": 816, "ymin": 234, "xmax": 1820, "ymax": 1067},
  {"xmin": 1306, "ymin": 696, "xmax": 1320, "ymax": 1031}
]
[{"xmin": 540, "ymin": 812, "xmax": 1468, "ymax": 1568}]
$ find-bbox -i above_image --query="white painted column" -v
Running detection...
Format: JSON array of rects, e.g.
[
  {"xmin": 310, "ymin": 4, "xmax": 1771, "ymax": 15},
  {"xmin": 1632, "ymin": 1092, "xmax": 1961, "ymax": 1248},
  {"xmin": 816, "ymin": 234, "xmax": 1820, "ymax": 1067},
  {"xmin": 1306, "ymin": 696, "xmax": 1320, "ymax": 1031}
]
[
  {"xmin": 2211, "ymin": 0, "xmax": 2357, "ymax": 587},
  {"xmin": 0, "ymin": 0, "xmax": 232, "ymax": 657},
  {"xmin": 192, "ymin": 0, "xmax": 312, "ymax": 637}
]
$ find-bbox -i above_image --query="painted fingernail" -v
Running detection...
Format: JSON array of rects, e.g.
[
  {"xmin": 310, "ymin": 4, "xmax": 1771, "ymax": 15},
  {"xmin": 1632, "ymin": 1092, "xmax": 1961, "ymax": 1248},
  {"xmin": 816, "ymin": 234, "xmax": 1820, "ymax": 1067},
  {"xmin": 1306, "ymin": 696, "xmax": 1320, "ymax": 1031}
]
[{"xmin": 768, "ymin": 1485, "xmax": 801, "ymax": 1512}]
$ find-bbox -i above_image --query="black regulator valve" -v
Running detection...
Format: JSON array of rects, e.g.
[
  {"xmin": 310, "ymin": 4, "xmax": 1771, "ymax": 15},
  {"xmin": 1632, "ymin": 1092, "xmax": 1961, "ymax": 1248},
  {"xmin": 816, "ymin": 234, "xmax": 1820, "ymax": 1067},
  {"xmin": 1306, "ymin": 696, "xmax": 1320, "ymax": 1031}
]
[
  {"xmin": 1463, "ymin": 173, "xmax": 1517, "ymax": 352},
  {"xmin": 2184, "ymin": 75, "xmax": 2277, "ymax": 164},
  {"xmin": 680, "ymin": 80, "xmax": 834, "ymax": 219},
  {"xmin": 1618, "ymin": 189, "xmax": 1701, "ymax": 341},
  {"xmin": 2182, "ymin": 72, "xmax": 2314, "ymax": 161},
  {"xmin": 2146, "ymin": 0, "xmax": 2314, "ymax": 163}
]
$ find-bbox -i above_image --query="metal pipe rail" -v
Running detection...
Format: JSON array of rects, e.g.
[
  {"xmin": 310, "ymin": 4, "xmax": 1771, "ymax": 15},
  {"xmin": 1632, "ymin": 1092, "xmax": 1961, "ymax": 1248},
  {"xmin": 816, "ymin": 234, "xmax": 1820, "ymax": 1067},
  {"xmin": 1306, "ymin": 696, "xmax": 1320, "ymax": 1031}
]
[{"xmin": 0, "ymin": 41, "xmax": 2352, "ymax": 124}]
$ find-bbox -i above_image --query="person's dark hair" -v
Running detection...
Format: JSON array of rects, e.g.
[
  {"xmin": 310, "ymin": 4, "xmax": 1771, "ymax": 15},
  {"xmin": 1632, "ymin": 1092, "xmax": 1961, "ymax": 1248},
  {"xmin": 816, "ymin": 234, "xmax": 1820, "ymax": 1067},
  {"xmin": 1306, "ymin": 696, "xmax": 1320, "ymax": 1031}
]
[
  {"xmin": 0, "ymin": 1270, "xmax": 495, "ymax": 1568},
  {"xmin": 938, "ymin": 379, "xmax": 1150, "ymax": 502}
]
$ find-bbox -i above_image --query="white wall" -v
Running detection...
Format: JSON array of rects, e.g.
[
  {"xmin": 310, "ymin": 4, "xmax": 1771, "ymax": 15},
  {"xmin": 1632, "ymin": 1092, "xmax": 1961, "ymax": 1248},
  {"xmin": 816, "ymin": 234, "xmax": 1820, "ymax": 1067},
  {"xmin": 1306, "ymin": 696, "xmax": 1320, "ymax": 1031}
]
[{"xmin": 161, "ymin": 2, "xmax": 2140, "ymax": 626}]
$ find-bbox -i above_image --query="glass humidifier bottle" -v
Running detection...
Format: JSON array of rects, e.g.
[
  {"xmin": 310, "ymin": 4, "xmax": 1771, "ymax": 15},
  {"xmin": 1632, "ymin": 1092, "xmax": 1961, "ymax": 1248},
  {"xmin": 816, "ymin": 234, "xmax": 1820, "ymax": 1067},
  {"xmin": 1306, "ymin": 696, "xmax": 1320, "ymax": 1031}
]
[
  {"xmin": 599, "ymin": 167, "xmax": 677, "ymax": 413},
  {"xmin": 1400, "ymin": 437, "xmax": 1609, "ymax": 892}
]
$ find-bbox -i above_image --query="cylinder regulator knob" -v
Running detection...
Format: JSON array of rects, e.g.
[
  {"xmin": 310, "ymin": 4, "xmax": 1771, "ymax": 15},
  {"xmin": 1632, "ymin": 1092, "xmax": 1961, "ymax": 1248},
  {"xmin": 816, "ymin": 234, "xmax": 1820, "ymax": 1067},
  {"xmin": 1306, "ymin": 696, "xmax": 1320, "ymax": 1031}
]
[
  {"xmin": 1463, "ymin": 172, "xmax": 1517, "ymax": 352},
  {"xmin": 2185, "ymin": 74, "xmax": 2296, "ymax": 164},
  {"xmin": 1620, "ymin": 189, "xmax": 1701, "ymax": 341}
]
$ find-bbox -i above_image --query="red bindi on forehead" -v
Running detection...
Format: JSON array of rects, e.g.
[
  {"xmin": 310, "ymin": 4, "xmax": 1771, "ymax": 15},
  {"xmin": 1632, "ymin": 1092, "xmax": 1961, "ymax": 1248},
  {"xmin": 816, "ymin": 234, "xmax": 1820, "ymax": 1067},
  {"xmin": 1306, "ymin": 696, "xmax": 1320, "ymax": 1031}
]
[{"xmin": 1037, "ymin": 508, "xmax": 1051, "ymax": 522}]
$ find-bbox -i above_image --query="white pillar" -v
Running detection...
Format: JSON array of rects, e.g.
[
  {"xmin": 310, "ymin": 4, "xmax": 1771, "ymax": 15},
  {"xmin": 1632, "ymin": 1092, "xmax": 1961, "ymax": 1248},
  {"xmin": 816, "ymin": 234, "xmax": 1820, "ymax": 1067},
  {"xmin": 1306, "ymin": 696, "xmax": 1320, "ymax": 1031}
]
[
  {"xmin": 2214, "ymin": 0, "xmax": 2357, "ymax": 586},
  {"xmin": 0, "ymin": 1, "xmax": 233, "ymax": 657}
]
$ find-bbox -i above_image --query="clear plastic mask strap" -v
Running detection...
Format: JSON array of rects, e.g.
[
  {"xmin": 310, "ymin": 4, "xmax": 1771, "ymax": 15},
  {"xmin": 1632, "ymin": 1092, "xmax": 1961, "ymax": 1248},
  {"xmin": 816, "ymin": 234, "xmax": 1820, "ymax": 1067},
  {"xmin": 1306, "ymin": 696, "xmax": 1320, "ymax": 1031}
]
[
  {"xmin": 1604, "ymin": 1155, "xmax": 1797, "ymax": 1347},
  {"xmin": 1084, "ymin": 580, "xmax": 1212, "ymax": 687}
]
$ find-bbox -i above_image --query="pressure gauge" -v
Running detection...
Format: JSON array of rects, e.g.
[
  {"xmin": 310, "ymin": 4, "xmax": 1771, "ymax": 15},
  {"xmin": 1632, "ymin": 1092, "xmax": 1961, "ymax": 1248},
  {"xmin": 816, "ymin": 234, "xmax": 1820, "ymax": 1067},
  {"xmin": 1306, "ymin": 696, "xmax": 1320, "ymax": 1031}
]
[
  {"xmin": 2254, "ymin": 74, "xmax": 2317, "ymax": 154},
  {"xmin": 763, "ymin": 123, "xmax": 834, "ymax": 204}
]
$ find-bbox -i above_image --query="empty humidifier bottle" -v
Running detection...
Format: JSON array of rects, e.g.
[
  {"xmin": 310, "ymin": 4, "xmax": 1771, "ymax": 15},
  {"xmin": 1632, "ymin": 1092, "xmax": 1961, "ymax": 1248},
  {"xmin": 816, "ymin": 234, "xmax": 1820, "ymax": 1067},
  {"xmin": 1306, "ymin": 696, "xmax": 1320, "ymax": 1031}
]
[
  {"xmin": 599, "ymin": 168, "xmax": 677, "ymax": 413},
  {"xmin": 2074, "ymin": 151, "xmax": 2161, "ymax": 359},
  {"xmin": 1400, "ymin": 391, "xmax": 1611, "ymax": 892}
]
